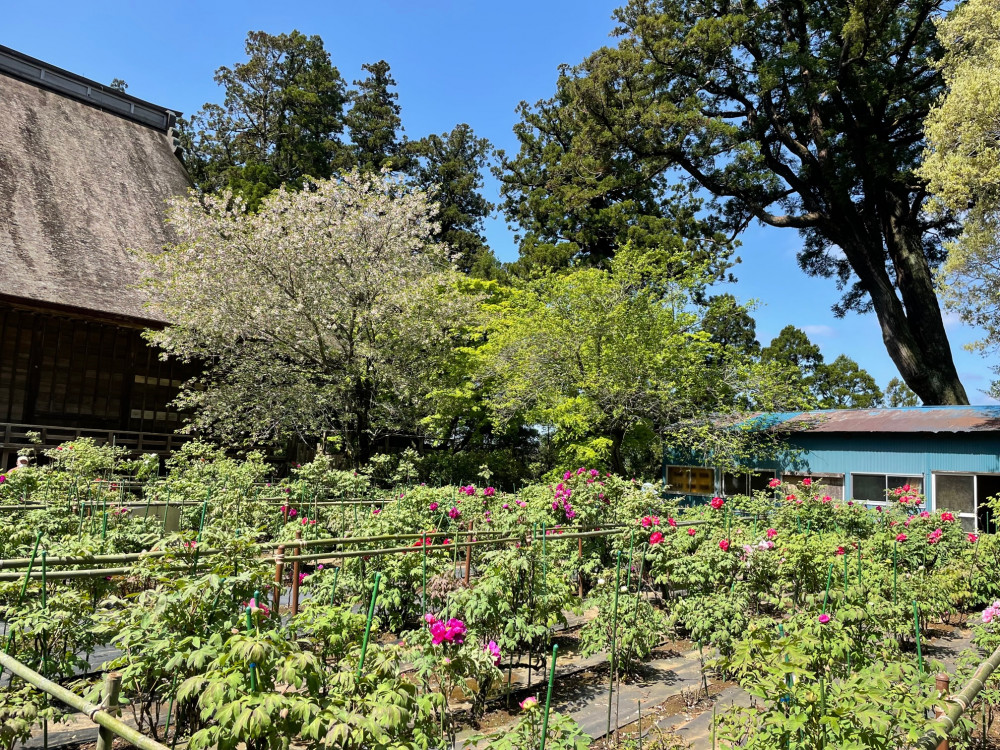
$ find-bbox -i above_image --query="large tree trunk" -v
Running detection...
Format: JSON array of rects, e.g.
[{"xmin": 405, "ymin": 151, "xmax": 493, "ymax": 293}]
[{"xmin": 829, "ymin": 194, "xmax": 969, "ymax": 405}]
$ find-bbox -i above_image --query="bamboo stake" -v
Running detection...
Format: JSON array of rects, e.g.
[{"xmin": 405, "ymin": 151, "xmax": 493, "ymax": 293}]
[
  {"xmin": 0, "ymin": 651, "xmax": 170, "ymax": 750},
  {"xmin": 915, "ymin": 642, "xmax": 1000, "ymax": 749},
  {"xmin": 94, "ymin": 673, "xmax": 122, "ymax": 750}
]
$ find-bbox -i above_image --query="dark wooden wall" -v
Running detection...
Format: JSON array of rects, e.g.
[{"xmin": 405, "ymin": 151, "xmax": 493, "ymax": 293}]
[{"xmin": 0, "ymin": 303, "xmax": 194, "ymax": 436}]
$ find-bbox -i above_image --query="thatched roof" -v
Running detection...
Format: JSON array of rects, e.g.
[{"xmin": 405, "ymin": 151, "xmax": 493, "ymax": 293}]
[{"xmin": 0, "ymin": 48, "xmax": 191, "ymax": 323}]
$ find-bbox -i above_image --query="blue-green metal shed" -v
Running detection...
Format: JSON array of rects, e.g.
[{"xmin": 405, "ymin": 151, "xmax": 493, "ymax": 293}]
[{"xmin": 663, "ymin": 406, "xmax": 1000, "ymax": 532}]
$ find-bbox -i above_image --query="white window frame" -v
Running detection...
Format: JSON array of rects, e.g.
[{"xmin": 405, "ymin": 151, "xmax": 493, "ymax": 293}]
[
  {"xmin": 849, "ymin": 473, "xmax": 925, "ymax": 507},
  {"xmin": 932, "ymin": 471, "xmax": 1000, "ymax": 533}
]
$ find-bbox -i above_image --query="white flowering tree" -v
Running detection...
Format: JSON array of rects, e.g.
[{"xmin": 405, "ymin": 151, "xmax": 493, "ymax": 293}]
[{"xmin": 140, "ymin": 171, "xmax": 479, "ymax": 463}]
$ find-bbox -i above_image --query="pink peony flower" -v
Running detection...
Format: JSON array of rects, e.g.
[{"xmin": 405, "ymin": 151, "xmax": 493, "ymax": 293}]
[
  {"xmin": 649, "ymin": 531, "xmax": 664, "ymax": 545},
  {"xmin": 372, "ymin": 508, "xmax": 381, "ymax": 515},
  {"xmin": 520, "ymin": 696, "xmax": 539, "ymax": 710},
  {"xmin": 641, "ymin": 516, "xmax": 653, "ymax": 528},
  {"xmin": 766, "ymin": 528, "xmax": 778, "ymax": 539},
  {"xmin": 667, "ymin": 517, "xmax": 677, "ymax": 527},
  {"xmin": 768, "ymin": 478, "xmax": 781, "ymax": 488},
  {"xmin": 448, "ymin": 506, "xmax": 461, "ymax": 519},
  {"xmin": 710, "ymin": 496, "xmax": 724, "ymax": 510},
  {"xmin": 836, "ymin": 546, "xmax": 845, "ymax": 555},
  {"xmin": 719, "ymin": 539, "xmax": 730, "ymax": 552},
  {"xmin": 818, "ymin": 614, "xmax": 830, "ymax": 624},
  {"xmin": 941, "ymin": 512, "xmax": 955, "ymax": 522},
  {"xmin": 429, "ymin": 502, "xmax": 439, "ymax": 511},
  {"xmin": 484, "ymin": 640, "xmax": 501, "ymax": 666},
  {"xmin": 896, "ymin": 533, "xmax": 908, "ymax": 542},
  {"xmin": 687, "ymin": 528, "xmax": 696, "ymax": 536},
  {"xmin": 802, "ymin": 478, "xmax": 812, "ymax": 486},
  {"xmin": 969, "ymin": 533, "xmax": 979, "ymax": 543}
]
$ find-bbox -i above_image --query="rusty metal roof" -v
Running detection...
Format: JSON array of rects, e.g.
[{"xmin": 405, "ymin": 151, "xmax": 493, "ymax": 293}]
[{"xmin": 740, "ymin": 406, "xmax": 1000, "ymax": 434}]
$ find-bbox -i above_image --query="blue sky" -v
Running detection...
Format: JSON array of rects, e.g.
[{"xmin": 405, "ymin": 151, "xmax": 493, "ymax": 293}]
[{"xmin": 5, "ymin": 0, "xmax": 995, "ymax": 401}]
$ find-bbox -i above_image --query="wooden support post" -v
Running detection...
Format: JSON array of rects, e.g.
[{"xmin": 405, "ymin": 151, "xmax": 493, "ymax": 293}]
[
  {"xmin": 95, "ymin": 672, "xmax": 121, "ymax": 750},
  {"xmin": 464, "ymin": 521, "xmax": 473, "ymax": 585},
  {"xmin": 935, "ymin": 673, "xmax": 951, "ymax": 750},
  {"xmin": 274, "ymin": 545, "xmax": 285, "ymax": 614},
  {"xmin": 578, "ymin": 537, "xmax": 584, "ymax": 597},
  {"xmin": 291, "ymin": 531, "xmax": 302, "ymax": 616}
]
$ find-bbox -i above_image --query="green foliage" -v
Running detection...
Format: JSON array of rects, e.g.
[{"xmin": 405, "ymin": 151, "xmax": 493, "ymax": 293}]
[
  {"xmin": 579, "ymin": 575, "xmax": 668, "ymax": 677},
  {"xmin": 478, "ymin": 246, "xmax": 790, "ymax": 474},
  {"xmin": 464, "ymin": 703, "xmax": 590, "ymax": 750}
]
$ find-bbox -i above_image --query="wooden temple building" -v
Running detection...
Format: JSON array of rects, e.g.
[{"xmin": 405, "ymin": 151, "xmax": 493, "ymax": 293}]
[{"xmin": 0, "ymin": 44, "xmax": 194, "ymax": 467}]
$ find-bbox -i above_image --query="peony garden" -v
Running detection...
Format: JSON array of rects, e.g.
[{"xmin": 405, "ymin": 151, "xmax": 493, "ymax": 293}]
[{"xmin": 0, "ymin": 439, "xmax": 999, "ymax": 750}]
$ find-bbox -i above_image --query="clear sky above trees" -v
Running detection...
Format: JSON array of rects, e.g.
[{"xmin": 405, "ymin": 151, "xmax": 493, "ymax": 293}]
[{"xmin": 4, "ymin": 0, "xmax": 996, "ymax": 401}]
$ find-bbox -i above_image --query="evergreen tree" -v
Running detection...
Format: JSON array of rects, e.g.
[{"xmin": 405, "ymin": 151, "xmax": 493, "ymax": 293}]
[
  {"xmin": 180, "ymin": 31, "xmax": 349, "ymax": 209},
  {"xmin": 407, "ymin": 124, "xmax": 500, "ymax": 276},
  {"xmin": 345, "ymin": 60, "xmax": 406, "ymax": 173}
]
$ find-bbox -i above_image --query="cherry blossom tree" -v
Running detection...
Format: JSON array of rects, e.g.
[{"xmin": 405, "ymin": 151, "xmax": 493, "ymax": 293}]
[{"xmin": 140, "ymin": 171, "xmax": 479, "ymax": 463}]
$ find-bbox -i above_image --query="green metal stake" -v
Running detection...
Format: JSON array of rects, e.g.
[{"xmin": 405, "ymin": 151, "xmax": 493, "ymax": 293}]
[
  {"xmin": 331, "ymin": 567, "xmax": 340, "ymax": 606},
  {"xmin": 245, "ymin": 607, "xmax": 258, "ymax": 691},
  {"xmin": 626, "ymin": 528, "xmax": 634, "ymax": 589},
  {"xmin": 163, "ymin": 489, "xmax": 170, "ymax": 532},
  {"xmin": 844, "ymin": 550, "xmax": 848, "ymax": 591},
  {"xmin": 857, "ymin": 543, "xmax": 862, "ymax": 588},
  {"xmin": 101, "ymin": 511, "xmax": 108, "ymax": 542},
  {"xmin": 356, "ymin": 572, "xmax": 382, "ymax": 681},
  {"xmin": 539, "ymin": 644, "xmax": 559, "ymax": 750},
  {"xmin": 163, "ymin": 674, "xmax": 177, "ymax": 741},
  {"xmin": 822, "ymin": 563, "xmax": 833, "ymax": 614},
  {"xmin": 40, "ymin": 550, "xmax": 47, "ymax": 609},
  {"xmin": 606, "ymin": 551, "xmax": 623, "ymax": 737},
  {"xmin": 893, "ymin": 541, "xmax": 898, "ymax": 604},
  {"xmin": 3, "ymin": 531, "xmax": 42, "ymax": 666},
  {"xmin": 913, "ymin": 600, "xmax": 924, "ymax": 674},
  {"xmin": 421, "ymin": 536, "xmax": 428, "ymax": 613},
  {"xmin": 192, "ymin": 500, "xmax": 209, "ymax": 573},
  {"xmin": 41, "ymin": 548, "xmax": 48, "ymax": 750}
]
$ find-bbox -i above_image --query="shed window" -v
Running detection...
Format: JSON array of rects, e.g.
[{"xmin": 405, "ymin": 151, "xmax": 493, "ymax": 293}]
[
  {"xmin": 666, "ymin": 466, "xmax": 715, "ymax": 496},
  {"xmin": 851, "ymin": 474, "xmax": 923, "ymax": 505},
  {"xmin": 933, "ymin": 473, "xmax": 1000, "ymax": 533},
  {"xmin": 785, "ymin": 473, "xmax": 845, "ymax": 501},
  {"xmin": 722, "ymin": 470, "xmax": 776, "ymax": 497}
]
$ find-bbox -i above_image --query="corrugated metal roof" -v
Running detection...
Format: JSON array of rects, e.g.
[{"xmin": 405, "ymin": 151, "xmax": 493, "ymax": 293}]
[{"xmin": 740, "ymin": 406, "xmax": 1000, "ymax": 434}]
